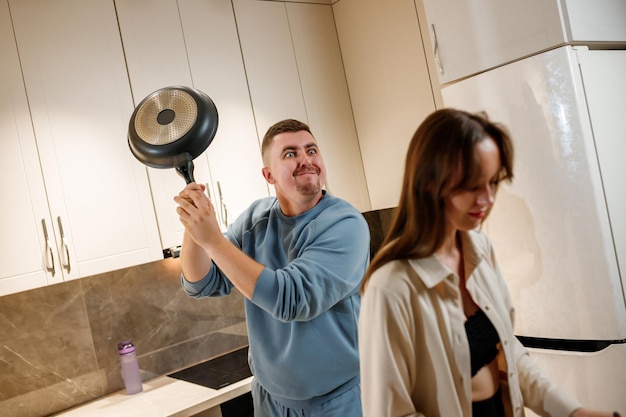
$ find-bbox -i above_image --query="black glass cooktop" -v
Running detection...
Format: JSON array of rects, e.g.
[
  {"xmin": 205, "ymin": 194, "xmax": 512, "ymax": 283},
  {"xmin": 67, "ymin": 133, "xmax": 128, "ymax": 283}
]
[{"xmin": 168, "ymin": 346, "xmax": 252, "ymax": 390}]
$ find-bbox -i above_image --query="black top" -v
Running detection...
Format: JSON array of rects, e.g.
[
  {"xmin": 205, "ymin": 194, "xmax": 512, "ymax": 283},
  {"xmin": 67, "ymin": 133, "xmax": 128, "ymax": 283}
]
[{"xmin": 464, "ymin": 309, "xmax": 500, "ymax": 376}]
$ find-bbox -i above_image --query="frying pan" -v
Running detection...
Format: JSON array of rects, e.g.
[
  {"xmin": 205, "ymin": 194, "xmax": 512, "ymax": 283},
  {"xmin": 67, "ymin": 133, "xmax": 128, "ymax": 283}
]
[{"xmin": 128, "ymin": 85, "xmax": 218, "ymax": 183}]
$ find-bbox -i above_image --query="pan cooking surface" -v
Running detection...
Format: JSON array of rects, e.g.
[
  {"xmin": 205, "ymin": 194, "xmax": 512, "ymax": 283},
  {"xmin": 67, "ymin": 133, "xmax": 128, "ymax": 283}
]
[
  {"xmin": 127, "ymin": 85, "xmax": 219, "ymax": 182},
  {"xmin": 134, "ymin": 88, "xmax": 198, "ymax": 145}
]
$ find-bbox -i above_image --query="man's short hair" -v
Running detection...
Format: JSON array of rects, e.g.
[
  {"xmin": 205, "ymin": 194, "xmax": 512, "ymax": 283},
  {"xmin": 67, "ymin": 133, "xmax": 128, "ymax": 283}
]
[{"xmin": 261, "ymin": 119, "xmax": 312, "ymax": 164}]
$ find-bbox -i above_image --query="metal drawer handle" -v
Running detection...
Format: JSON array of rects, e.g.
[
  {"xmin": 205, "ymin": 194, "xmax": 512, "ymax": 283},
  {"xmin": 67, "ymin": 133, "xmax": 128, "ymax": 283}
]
[
  {"xmin": 57, "ymin": 216, "xmax": 71, "ymax": 273},
  {"xmin": 217, "ymin": 181, "xmax": 228, "ymax": 227},
  {"xmin": 42, "ymin": 219, "xmax": 55, "ymax": 276},
  {"xmin": 432, "ymin": 24, "xmax": 444, "ymax": 75}
]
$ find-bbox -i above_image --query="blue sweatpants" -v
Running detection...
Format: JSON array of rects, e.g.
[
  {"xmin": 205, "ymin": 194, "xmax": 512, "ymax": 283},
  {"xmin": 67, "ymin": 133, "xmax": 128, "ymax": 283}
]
[{"xmin": 251, "ymin": 378, "xmax": 362, "ymax": 417}]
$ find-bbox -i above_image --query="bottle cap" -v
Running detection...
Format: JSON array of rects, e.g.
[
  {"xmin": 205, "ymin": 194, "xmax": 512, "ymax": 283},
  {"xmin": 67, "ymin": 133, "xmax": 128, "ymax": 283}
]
[{"xmin": 117, "ymin": 340, "xmax": 136, "ymax": 355}]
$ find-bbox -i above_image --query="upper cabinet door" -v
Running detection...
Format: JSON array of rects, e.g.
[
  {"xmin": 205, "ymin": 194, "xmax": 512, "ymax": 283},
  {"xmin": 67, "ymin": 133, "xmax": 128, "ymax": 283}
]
[
  {"xmin": 419, "ymin": 0, "xmax": 626, "ymax": 84},
  {"xmin": 333, "ymin": 0, "xmax": 438, "ymax": 210},
  {"xmin": 421, "ymin": 0, "xmax": 563, "ymax": 84},
  {"xmin": 115, "ymin": 0, "xmax": 218, "ymax": 250},
  {"xmin": 233, "ymin": 0, "xmax": 370, "ymax": 211},
  {"xmin": 0, "ymin": 0, "xmax": 55, "ymax": 295},
  {"xmin": 9, "ymin": 0, "xmax": 162, "ymax": 280},
  {"xmin": 117, "ymin": 0, "xmax": 268, "ymax": 249},
  {"xmin": 233, "ymin": 0, "xmax": 307, "ymax": 135},
  {"xmin": 563, "ymin": 0, "xmax": 626, "ymax": 41},
  {"xmin": 286, "ymin": 3, "xmax": 370, "ymax": 212},
  {"xmin": 178, "ymin": 0, "xmax": 270, "ymax": 230}
]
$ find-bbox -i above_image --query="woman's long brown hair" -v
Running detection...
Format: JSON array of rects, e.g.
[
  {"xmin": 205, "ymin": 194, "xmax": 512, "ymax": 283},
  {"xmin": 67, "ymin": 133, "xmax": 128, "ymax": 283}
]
[{"xmin": 361, "ymin": 108, "xmax": 514, "ymax": 293}]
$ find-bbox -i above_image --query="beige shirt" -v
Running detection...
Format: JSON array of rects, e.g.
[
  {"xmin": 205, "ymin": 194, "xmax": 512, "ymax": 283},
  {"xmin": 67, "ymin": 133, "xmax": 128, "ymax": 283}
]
[{"xmin": 359, "ymin": 230, "xmax": 581, "ymax": 417}]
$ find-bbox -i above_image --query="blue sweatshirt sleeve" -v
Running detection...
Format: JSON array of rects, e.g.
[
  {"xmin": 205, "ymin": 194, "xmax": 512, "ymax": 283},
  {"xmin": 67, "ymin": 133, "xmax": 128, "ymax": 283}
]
[
  {"xmin": 180, "ymin": 263, "xmax": 234, "ymax": 298},
  {"xmin": 251, "ymin": 205, "xmax": 370, "ymax": 322}
]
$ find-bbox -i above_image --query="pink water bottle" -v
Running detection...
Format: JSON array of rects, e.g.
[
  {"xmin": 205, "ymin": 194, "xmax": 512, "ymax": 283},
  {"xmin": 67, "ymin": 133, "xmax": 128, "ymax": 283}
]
[{"xmin": 117, "ymin": 340, "xmax": 143, "ymax": 394}]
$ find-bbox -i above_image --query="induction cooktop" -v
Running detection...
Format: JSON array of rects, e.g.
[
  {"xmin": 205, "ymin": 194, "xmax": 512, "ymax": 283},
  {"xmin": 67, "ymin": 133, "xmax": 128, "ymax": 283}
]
[{"xmin": 168, "ymin": 346, "xmax": 252, "ymax": 390}]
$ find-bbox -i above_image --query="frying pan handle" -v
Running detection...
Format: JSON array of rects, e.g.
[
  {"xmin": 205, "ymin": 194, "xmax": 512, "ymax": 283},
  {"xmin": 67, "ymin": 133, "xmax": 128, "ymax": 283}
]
[{"xmin": 173, "ymin": 153, "xmax": 195, "ymax": 184}]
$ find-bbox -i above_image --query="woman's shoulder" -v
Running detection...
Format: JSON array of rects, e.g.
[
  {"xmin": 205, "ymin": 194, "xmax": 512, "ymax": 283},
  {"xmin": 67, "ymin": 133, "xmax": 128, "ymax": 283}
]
[{"xmin": 368, "ymin": 258, "xmax": 428, "ymax": 294}]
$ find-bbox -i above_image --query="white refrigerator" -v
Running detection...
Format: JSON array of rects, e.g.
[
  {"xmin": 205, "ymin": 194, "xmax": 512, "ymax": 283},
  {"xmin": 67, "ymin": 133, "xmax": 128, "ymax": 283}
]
[{"xmin": 441, "ymin": 45, "xmax": 626, "ymax": 415}]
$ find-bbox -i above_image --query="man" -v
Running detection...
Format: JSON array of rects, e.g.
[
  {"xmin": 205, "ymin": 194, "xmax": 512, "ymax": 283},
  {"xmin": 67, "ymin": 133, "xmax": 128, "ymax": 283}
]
[{"xmin": 174, "ymin": 119, "xmax": 370, "ymax": 417}]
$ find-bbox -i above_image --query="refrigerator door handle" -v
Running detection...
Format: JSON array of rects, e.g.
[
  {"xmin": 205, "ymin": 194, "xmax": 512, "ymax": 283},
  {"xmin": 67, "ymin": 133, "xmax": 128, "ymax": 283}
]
[
  {"xmin": 517, "ymin": 335, "xmax": 626, "ymax": 353},
  {"xmin": 431, "ymin": 24, "xmax": 444, "ymax": 75}
]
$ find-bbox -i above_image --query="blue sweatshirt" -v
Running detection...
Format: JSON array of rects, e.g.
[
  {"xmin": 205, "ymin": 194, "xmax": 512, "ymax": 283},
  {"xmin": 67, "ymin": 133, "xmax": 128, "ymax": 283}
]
[{"xmin": 182, "ymin": 192, "xmax": 370, "ymax": 408}]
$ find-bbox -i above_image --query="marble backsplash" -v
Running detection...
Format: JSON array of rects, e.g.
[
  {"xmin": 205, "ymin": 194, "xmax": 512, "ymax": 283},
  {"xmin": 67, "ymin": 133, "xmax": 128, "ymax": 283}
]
[
  {"xmin": 0, "ymin": 207, "xmax": 397, "ymax": 417},
  {"xmin": 0, "ymin": 258, "xmax": 248, "ymax": 417}
]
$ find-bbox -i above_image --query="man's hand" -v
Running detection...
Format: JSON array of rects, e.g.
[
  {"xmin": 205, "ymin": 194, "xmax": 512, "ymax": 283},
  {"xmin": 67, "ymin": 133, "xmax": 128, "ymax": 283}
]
[{"xmin": 175, "ymin": 182, "xmax": 222, "ymax": 249}]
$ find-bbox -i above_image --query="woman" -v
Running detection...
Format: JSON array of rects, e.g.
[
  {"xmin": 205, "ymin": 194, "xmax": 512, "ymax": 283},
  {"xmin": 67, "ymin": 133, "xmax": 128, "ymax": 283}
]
[{"xmin": 358, "ymin": 108, "xmax": 617, "ymax": 417}]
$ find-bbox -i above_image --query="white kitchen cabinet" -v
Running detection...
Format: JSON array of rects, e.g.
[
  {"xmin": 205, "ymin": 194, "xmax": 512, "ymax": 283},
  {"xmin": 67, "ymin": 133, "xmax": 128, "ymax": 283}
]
[
  {"xmin": 233, "ymin": 0, "xmax": 371, "ymax": 212},
  {"xmin": 179, "ymin": 0, "xmax": 270, "ymax": 231},
  {"xmin": 333, "ymin": 0, "xmax": 439, "ymax": 210},
  {"xmin": 116, "ymin": 0, "xmax": 269, "ymax": 250},
  {"xmin": 419, "ymin": 0, "xmax": 626, "ymax": 84},
  {"xmin": 232, "ymin": 0, "xmax": 307, "ymax": 137},
  {"xmin": 0, "ymin": 0, "xmax": 53, "ymax": 295},
  {"xmin": 115, "ymin": 0, "xmax": 217, "ymax": 250},
  {"xmin": 1, "ymin": 0, "xmax": 163, "ymax": 295}
]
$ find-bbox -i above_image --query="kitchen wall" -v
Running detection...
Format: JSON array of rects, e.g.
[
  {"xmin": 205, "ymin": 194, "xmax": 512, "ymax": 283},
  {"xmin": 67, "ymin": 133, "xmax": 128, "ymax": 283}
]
[
  {"xmin": 333, "ymin": 0, "xmax": 441, "ymax": 210},
  {"xmin": 0, "ymin": 258, "xmax": 248, "ymax": 417}
]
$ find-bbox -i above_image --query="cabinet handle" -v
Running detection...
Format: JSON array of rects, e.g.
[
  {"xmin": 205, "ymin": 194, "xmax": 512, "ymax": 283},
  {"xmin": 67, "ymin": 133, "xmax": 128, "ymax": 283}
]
[
  {"xmin": 431, "ymin": 24, "xmax": 444, "ymax": 75},
  {"xmin": 57, "ymin": 216, "xmax": 71, "ymax": 273},
  {"xmin": 217, "ymin": 181, "xmax": 228, "ymax": 227},
  {"xmin": 204, "ymin": 183, "xmax": 212, "ymax": 200},
  {"xmin": 42, "ymin": 219, "xmax": 56, "ymax": 276}
]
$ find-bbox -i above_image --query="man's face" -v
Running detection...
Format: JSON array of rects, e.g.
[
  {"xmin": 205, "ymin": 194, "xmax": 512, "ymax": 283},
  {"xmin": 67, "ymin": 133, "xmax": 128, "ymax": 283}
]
[{"xmin": 262, "ymin": 130, "xmax": 326, "ymax": 199}]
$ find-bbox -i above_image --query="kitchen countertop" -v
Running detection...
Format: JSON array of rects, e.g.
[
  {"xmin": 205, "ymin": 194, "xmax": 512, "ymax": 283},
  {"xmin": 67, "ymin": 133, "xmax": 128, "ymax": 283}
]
[{"xmin": 53, "ymin": 375, "xmax": 253, "ymax": 417}]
